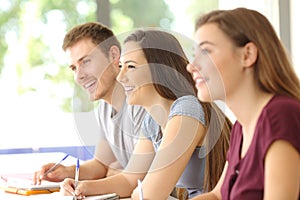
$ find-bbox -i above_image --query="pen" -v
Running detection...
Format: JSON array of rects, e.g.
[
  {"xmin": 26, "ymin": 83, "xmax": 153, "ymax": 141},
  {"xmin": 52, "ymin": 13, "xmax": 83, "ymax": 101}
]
[
  {"xmin": 73, "ymin": 158, "xmax": 80, "ymax": 200},
  {"xmin": 138, "ymin": 179, "xmax": 144, "ymax": 200},
  {"xmin": 43, "ymin": 154, "xmax": 69, "ymax": 177}
]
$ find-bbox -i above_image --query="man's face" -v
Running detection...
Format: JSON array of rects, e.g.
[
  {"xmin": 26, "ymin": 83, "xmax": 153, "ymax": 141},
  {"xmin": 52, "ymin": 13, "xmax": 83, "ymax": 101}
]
[{"xmin": 66, "ymin": 38, "xmax": 118, "ymax": 101}]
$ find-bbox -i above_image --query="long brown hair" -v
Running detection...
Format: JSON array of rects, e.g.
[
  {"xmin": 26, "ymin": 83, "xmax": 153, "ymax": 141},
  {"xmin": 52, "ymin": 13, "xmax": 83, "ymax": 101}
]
[
  {"xmin": 124, "ymin": 29, "xmax": 232, "ymax": 191},
  {"xmin": 195, "ymin": 8, "xmax": 300, "ymax": 101}
]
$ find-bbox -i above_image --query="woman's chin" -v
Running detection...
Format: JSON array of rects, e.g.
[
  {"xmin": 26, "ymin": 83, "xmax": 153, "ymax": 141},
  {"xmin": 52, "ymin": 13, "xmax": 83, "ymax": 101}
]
[{"xmin": 197, "ymin": 92, "xmax": 213, "ymax": 102}]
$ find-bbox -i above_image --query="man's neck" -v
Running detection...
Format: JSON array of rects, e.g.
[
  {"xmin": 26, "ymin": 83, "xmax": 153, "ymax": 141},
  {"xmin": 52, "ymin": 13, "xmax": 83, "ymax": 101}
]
[{"xmin": 105, "ymin": 82, "xmax": 126, "ymax": 113}]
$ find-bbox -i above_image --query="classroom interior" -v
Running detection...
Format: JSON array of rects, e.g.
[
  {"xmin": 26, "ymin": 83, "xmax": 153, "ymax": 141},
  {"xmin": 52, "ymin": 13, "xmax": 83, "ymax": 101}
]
[{"xmin": 0, "ymin": 0, "xmax": 298, "ymax": 173}]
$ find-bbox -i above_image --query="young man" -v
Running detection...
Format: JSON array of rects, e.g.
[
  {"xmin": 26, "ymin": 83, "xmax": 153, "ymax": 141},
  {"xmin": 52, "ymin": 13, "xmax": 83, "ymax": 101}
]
[{"xmin": 32, "ymin": 22, "xmax": 146, "ymax": 184}]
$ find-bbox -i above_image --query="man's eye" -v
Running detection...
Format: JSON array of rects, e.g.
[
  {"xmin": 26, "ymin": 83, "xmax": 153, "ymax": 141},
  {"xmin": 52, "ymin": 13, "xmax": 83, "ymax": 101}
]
[
  {"xmin": 70, "ymin": 66, "xmax": 76, "ymax": 71},
  {"xmin": 82, "ymin": 59, "xmax": 91, "ymax": 65}
]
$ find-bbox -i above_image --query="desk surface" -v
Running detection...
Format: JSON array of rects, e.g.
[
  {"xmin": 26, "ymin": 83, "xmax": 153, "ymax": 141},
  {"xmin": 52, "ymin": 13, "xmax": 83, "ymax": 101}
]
[
  {"xmin": 0, "ymin": 191, "xmax": 131, "ymax": 199},
  {"xmin": 0, "ymin": 152, "xmax": 74, "ymax": 199},
  {"xmin": 0, "ymin": 152, "xmax": 131, "ymax": 199},
  {"xmin": 0, "ymin": 152, "xmax": 78, "ymax": 174}
]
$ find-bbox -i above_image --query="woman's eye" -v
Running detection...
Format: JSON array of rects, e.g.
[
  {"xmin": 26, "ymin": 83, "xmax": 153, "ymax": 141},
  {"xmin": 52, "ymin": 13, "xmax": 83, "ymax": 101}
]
[
  {"xmin": 128, "ymin": 65, "xmax": 136, "ymax": 69},
  {"xmin": 201, "ymin": 48, "xmax": 210, "ymax": 55}
]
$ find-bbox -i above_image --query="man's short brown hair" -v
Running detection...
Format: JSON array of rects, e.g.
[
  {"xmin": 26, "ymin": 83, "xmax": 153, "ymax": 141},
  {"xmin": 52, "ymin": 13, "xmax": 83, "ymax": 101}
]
[{"xmin": 62, "ymin": 22, "xmax": 121, "ymax": 57}]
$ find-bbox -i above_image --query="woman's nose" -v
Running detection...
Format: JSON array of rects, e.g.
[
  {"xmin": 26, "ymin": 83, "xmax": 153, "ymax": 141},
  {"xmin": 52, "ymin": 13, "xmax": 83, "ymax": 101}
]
[
  {"xmin": 116, "ymin": 67, "xmax": 127, "ymax": 83},
  {"xmin": 186, "ymin": 62, "xmax": 199, "ymax": 74}
]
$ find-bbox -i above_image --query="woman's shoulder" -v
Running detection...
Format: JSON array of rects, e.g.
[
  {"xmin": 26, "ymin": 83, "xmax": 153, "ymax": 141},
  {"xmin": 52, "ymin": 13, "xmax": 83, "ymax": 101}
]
[
  {"xmin": 260, "ymin": 95, "xmax": 300, "ymax": 152},
  {"xmin": 171, "ymin": 95, "xmax": 201, "ymax": 109},
  {"xmin": 265, "ymin": 95, "xmax": 300, "ymax": 116},
  {"xmin": 169, "ymin": 95, "xmax": 206, "ymax": 125}
]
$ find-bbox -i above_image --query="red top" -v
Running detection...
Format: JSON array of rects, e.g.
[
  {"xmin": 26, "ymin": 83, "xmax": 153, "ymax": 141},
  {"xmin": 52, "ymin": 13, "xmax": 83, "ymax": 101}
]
[{"xmin": 221, "ymin": 95, "xmax": 300, "ymax": 200}]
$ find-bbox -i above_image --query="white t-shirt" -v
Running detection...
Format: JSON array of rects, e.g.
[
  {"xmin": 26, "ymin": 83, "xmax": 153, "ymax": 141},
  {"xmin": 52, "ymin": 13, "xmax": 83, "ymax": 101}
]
[{"xmin": 94, "ymin": 99, "xmax": 146, "ymax": 168}]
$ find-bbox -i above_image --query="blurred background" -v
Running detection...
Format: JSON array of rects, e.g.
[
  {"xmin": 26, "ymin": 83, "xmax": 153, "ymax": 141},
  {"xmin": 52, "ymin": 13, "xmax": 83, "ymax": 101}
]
[{"xmin": 0, "ymin": 0, "xmax": 299, "ymax": 160}]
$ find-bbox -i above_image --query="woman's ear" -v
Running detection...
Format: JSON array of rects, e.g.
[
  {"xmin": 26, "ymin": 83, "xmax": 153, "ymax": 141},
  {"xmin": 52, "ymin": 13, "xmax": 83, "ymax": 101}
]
[
  {"xmin": 109, "ymin": 45, "xmax": 120, "ymax": 65},
  {"xmin": 241, "ymin": 42, "xmax": 258, "ymax": 68}
]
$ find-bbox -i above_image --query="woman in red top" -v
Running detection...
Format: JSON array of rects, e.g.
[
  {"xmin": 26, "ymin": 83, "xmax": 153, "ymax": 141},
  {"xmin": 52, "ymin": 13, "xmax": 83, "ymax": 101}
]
[{"xmin": 187, "ymin": 7, "xmax": 300, "ymax": 200}]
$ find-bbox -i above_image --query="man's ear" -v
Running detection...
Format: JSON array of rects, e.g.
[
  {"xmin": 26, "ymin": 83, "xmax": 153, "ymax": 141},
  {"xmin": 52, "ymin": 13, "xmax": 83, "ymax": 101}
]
[
  {"xmin": 241, "ymin": 42, "xmax": 258, "ymax": 68},
  {"xmin": 109, "ymin": 45, "xmax": 120, "ymax": 65}
]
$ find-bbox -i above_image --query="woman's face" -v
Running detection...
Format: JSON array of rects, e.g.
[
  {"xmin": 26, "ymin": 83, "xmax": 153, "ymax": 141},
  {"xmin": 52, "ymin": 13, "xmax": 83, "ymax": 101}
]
[
  {"xmin": 187, "ymin": 23, "xmax": 244, "ymax": 102},
  {"xmin": 117, "ymin": 41, "xmax": 156, "ymax": 106}
]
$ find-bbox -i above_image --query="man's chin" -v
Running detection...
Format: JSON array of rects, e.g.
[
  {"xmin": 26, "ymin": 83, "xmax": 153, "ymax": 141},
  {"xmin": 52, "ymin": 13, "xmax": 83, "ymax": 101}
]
[
  {"xmin": 89, "ymin": 95, "xmax": 100, "ymax": 101},
  {"xmin": 89, "ymin": 91, "xmax": 104, "ymax": 101}
]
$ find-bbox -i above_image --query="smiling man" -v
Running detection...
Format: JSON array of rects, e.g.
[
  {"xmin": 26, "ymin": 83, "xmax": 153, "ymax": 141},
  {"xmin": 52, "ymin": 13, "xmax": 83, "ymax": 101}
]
[{"xmin": 33, "ymin": 22, "xmax": 147, "ymax": 185}]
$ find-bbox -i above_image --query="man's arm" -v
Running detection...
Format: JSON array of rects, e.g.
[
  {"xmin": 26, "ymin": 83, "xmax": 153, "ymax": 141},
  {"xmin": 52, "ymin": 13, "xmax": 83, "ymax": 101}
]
[
  {"xmin": 60, "ymin": 137, "xmax": 156, "ymax": 198},
  {"xmin": 84, "ymin": 139, "xmax": 118, "ymax": 180},
  {"xmin": 106, "ymin": 161, "xmax": 122, "ymax": 177}
]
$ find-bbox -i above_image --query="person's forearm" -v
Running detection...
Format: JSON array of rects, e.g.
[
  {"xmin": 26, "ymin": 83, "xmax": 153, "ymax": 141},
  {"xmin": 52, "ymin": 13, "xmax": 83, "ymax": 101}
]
[
  {"xmin": 190, "ymin": 192, "xmax": 220, "ymax": 200},
  {"xmin": 85, "ymin": 173, "xmax": 137, "ymax": 198},
  {"xmin": 76, "ymin": 159, "xmax": 107, "ymax": 180},
  {"xmin": 106, "ymin": 161, "xmax": 122, "ymax": 177}
]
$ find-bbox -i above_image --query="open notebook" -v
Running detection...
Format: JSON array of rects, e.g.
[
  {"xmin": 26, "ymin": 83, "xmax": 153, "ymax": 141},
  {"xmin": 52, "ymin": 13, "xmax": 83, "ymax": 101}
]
[
  {"xmin": 34, "ymin": 192, "xmax": 178, "ymax": 200},
  {"xmin": 0, "ymin": 173, "xmax": 60, "ymax": 195},
  {"xmin": 31, "ymin": 192, "xmax": 120, "ymax": 200},
  {"xmin": 44, "ymin": 192, "xmax": 120, "ymax": 200}
]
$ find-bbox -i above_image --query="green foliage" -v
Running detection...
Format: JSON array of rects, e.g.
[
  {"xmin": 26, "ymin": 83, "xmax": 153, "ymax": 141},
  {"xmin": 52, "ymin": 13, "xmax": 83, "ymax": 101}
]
[
  {"xmin": 187, "ymin": 0, "xmax": 218, "ymax": 25},
  {"xmin": 0, "ymin": 0, "xmax": 22, "ymax": 74},
  {"xmin": 0, "ymin": 0, "xmax": 193, "ymax": 113},
  {"xmin": 110, "ymin": 0, "xmax": 174, "ymax": 33},
  {"xmin": 0, "ymin": 0, "xmax": 97, "ymax": 112}
]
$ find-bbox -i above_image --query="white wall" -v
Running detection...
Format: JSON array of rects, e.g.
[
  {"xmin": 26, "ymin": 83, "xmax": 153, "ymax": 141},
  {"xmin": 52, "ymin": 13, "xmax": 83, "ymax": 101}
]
[
  {"xmin": 291, "ymin": 0, "xmax": 300, "ymax": 77},
  {"xmin": 219, "ymin": 0, "xmax": 299, "ymax": 77}
]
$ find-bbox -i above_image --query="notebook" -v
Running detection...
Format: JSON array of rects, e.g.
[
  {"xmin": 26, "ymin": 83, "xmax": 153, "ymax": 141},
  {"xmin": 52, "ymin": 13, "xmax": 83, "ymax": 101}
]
[
  {"xmin": 35, "ymin": 192, "xmax": 120, "ymax": 200},
  {"xmin": 0, "ymin": 173, "xmax": 60, "ymax": 195}
]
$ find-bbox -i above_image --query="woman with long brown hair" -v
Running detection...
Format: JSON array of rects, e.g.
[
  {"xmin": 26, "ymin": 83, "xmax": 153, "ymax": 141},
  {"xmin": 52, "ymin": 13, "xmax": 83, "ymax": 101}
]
[
  {"xmin": 60, "ymin": 29, "xmax": 232, "ymax": 200},
  {"xmin": 187, "ymin": 7, "xmax": 300, "ymax": 200}
]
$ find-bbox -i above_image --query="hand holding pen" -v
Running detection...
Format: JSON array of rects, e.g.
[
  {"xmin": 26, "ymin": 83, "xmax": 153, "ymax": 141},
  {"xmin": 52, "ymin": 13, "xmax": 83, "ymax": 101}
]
[
  {"xmin": 73, "ymin": 158, "xmax": 81, "ymax": 200},
  {"xmin": 32, "ymin": 154, "xmax": 69, "ymax": 185},
  {"xmin": 43, "ymin": 154, "xmax": 70, "ymax": 177},
  {"xmin": 138, "ymin": 179, "xmax": 144, "ymax": 200}
]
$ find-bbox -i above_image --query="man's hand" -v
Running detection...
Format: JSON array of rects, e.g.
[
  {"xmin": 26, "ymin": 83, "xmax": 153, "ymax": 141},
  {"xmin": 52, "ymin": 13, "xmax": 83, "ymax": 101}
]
[{"xmin": 32, "ymin": 163, "xmax": 73, "ymax": 185}]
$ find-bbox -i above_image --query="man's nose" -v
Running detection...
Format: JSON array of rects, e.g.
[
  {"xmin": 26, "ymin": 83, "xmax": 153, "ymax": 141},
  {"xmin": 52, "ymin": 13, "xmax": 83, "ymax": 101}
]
[{"xmin": 75, "ymin": 66, "xmax": 85, "ymax": 82}]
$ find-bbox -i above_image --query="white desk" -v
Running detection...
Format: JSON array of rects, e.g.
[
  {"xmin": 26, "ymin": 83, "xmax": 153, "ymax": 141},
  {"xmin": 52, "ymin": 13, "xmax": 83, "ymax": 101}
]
[
  {"xmin": 0, "ymin": 191, "xmax": 131, "ymax": 199},
  {"xmin": 0, "ymin": 152, "xmax": 78, "ymax": 174},
  {"xmin": 0, "ymin": 152, "xmax": 75, "ymax": 199},
  {"xmin": 0, "ymin": 152, "xmax": 131, "ymax": 199}
]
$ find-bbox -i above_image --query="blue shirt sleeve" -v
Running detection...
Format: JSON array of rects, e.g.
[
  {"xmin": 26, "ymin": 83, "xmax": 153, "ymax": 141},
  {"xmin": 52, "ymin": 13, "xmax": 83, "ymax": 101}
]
[
  {"xmin": 142, "ymin": 95, "xmax": 206, "ymax": 150},
  {"xmin": 169, "ymin": 95, "xmax": 206, "ymax": 126}
]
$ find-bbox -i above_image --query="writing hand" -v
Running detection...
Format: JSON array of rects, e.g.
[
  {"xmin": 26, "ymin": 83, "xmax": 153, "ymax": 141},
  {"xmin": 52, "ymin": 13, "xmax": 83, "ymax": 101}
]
[
  {"xmin": 32, "ymin": 163, "xmax": 68, "ymax": 185},
  {"xmin": 60, "ymin": 178, "xmax": 86, "ymax": 199}
]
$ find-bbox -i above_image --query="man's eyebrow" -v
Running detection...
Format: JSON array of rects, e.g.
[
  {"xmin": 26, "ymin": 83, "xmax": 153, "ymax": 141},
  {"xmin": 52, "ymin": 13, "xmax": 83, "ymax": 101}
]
[{"xmin": 68, "ymin": 55, "xmax": 88, "ymax": 68}]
